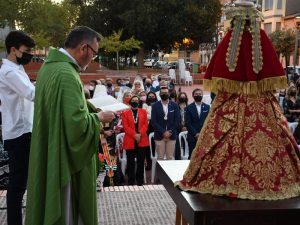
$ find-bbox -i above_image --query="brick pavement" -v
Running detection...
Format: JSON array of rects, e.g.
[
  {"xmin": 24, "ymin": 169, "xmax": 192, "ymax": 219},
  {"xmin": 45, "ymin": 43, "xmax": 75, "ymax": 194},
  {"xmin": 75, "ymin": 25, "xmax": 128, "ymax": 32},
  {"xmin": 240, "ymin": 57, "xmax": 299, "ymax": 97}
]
[{"xmin": 0, "ymin": 185, "xmax": 176, "ymax": 225}]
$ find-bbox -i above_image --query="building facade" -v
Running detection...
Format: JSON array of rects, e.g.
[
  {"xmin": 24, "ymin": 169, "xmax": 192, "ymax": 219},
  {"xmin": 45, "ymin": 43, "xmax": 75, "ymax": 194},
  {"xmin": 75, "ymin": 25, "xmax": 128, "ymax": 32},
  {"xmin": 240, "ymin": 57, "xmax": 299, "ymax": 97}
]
[{"xmin": 261, "ymin": 0, "xmax": 300, "ymax": 66}]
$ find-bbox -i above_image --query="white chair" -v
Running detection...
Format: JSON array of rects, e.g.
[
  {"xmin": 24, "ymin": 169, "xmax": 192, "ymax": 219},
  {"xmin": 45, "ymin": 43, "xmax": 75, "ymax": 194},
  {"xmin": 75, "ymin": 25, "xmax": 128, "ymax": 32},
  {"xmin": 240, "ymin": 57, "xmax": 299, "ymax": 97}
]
[
  {"xmin": 178, "ymin": 131, "xmax": 189, "ymax": 160},
  {"xmin": 149, "ymin": 132, "xmax": 158, "ymax": 183},
  {"xmin": 202, "ymin": 94, "xmax": 212, "ymax": 105},
  {"xmin": 288, "ymin": 122, "xmax": 298, "ymax": 134},
  {"xmin": 116, "ymin": 132, "xmax": 147, "ymax": 184},
  {"xmin": 169, "ymin": 69, "xmax": 176, "ymax": 83},
  {"xmin": 184, "ymin": 70, "xmax": 193, "ymax": 86},
  {"xmin": 116, "ymin": 133, "xmax": 126, "ymax": 176}
]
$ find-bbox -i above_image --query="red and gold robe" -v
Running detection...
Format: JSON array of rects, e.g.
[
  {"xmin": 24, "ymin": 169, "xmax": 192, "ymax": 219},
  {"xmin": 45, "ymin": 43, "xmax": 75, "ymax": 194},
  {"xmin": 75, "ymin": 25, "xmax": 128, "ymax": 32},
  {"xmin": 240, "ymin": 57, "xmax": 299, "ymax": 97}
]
[{"xmin": 176, "ymin": 29, "xmax": 300, "ymax": 200}]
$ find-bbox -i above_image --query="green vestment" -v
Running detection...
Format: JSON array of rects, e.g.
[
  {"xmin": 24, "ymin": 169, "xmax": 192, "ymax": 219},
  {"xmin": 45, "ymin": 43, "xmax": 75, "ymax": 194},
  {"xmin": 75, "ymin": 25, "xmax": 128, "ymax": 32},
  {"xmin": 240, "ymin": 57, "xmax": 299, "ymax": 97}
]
[{"xmin": 25, "ymin": 48, "xmax": 100, "ymax": 225}]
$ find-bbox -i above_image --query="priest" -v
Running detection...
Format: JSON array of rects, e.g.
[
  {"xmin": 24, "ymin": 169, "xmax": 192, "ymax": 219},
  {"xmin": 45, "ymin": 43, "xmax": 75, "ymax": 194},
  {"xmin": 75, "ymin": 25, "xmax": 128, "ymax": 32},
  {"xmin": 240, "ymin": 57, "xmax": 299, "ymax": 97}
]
[{"xmin": 25, "ymin": 26, "xmax": 115, "ymax": 225}]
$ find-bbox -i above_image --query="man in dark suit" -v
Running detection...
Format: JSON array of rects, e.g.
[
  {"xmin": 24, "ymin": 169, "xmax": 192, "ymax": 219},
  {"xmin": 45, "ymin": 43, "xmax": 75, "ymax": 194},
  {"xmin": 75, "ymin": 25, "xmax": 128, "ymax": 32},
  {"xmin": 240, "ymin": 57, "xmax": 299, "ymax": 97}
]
[
  {"xmin": 185, "ymin": 88, "xmax": 210, "ymax": 159},
  {"xmin": 151, "ymin": 87, "xmax": 180, "ymax": 160}
]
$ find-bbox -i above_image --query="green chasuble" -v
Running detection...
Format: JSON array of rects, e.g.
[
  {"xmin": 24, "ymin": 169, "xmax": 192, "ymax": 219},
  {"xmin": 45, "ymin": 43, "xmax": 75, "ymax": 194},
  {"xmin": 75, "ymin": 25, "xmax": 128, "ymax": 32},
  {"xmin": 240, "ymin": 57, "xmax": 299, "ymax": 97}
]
[{"xmin": 25, "ymin": 48, "xmax": 100, "ymax": 225}]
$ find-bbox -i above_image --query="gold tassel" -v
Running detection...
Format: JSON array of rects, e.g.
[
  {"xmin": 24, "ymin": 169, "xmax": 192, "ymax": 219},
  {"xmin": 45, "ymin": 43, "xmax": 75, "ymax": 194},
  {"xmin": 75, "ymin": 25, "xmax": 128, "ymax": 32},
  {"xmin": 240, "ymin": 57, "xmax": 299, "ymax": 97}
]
[{"xmin": 204, "ymin": 76, "xmax": 287, "ymax": 95}]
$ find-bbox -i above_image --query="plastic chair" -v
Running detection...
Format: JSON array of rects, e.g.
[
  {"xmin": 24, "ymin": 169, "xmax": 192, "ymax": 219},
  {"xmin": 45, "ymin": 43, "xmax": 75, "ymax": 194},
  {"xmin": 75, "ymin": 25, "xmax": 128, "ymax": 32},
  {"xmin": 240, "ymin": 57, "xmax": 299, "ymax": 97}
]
[
  {"xmin": 116, "ymin": 132, "xmax": 147, "ymax": 184},
  {"xmin": 178, "ymin": 131, "xmax": 189, "ymax": 160},
  {"xmin": 288, "ymin": 122, "xmax": 298, "ymax": 134},
  {"xmin": 149, "ymin": 132, "xmax": 158, "ymax": 183},
  {"xmin": 169, "ymin": 69, "xmax": 176, "ymax": 83},
  {"xmin": 116, "ymin": 133, "xmax": 126, "ymax": 176},
  {"xmin": 184, "ymin": 71, "xmax": 193, "ymax": 86}
]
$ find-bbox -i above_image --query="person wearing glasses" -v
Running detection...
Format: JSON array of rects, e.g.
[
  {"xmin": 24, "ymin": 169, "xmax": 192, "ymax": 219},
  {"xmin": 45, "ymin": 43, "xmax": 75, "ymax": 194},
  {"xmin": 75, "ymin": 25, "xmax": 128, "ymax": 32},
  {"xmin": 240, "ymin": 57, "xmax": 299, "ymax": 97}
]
[
  {"xmin": 25, "ymin": 26, "xmax": 115, "ymax": 225},
  {"xmin": 0, "ymin": 30, "xmax": 35, "ymax": 225}
]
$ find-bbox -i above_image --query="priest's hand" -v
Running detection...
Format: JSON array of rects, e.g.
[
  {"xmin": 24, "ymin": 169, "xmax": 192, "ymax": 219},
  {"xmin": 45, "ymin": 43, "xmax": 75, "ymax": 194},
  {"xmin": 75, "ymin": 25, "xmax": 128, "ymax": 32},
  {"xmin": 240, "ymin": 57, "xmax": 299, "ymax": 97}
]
[{"xmin": 97, "ymin": 111, "xmax": 115, "ymax": 123}]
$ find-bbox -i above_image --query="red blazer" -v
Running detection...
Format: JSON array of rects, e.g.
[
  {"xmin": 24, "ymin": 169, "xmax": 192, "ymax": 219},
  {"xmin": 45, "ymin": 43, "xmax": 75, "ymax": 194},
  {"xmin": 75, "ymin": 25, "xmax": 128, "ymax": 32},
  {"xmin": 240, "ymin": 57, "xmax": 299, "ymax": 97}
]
[{"xmin": 122, "ymin": 109, "xmax": 149, "ymax": 150}]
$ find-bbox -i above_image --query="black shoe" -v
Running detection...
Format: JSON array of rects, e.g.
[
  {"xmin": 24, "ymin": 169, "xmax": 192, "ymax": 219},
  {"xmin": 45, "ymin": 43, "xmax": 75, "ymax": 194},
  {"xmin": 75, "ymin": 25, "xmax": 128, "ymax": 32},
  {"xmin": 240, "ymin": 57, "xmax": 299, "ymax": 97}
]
[{"xmin": 128, "ymin": 181, "xmax": 135, "ymax": 186}]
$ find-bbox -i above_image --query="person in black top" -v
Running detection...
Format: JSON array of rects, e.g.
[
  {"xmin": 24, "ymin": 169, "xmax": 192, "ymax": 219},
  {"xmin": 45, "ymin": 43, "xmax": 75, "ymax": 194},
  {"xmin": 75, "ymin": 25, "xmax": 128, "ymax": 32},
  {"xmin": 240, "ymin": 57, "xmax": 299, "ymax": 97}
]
[{"xmin": 283, "ymin": 86, "xmax": 300, "ymax": 122}]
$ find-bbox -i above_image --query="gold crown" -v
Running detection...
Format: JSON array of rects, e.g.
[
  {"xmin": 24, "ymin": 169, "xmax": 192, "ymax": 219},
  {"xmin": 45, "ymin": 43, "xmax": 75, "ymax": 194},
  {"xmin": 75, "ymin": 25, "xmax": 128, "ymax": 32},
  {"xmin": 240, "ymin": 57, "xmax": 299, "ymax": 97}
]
[{"xmin": 224, "ymin": 1, "xmax": 264, "ymax": 21}]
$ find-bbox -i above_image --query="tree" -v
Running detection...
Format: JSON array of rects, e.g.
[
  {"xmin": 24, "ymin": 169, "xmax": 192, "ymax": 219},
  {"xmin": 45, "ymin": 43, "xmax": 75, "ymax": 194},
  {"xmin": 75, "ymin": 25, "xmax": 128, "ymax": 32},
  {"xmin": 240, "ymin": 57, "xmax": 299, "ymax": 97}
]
[
  {"xmin": 0, "ymin": 0, "xmax": 80, "ymax": 48},
  {"xmin": 73, "ymin": 0, "xmax": 221, "ymax": 67},
  {"xmin": 0, "ymin": 40, "xmax": 5, "ymax": 51},
  {"xmin": 181, "ymin": 0, "xmax": 222, "ymax": 47},
  {"xmin": 100, "ymin": 30, "xmax": 142, "ymax": 70},
  {"xmin": 0, "ymin": 0, "xmax": 23, "ymax": 28},
  {"xmin": 270, "ymin": 29, "xmax": 295, "ymax": 66},
  {"xmin": 18, "ymin": 0, "xmax": 80, "ymax": 47}
]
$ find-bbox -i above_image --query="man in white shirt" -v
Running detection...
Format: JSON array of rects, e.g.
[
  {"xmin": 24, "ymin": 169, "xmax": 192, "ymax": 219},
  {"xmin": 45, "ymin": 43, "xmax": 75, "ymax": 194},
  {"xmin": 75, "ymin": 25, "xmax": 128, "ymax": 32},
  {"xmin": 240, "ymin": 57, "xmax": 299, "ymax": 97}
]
[
  {"xmin": 0, "ymin": 30, "xmax": 35, "ymax": 225},
  {"xmin": 151, "ymin": 87, "xmax": 180, "ymax": 160}
]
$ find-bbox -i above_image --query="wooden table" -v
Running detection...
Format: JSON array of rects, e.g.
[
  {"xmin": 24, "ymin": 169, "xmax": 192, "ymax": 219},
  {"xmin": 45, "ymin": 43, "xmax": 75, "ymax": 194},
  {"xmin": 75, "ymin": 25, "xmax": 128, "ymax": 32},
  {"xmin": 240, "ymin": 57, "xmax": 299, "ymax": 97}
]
[{"xmin": 156, "ymin": 160, "xmax": 300, "ymax": 225}]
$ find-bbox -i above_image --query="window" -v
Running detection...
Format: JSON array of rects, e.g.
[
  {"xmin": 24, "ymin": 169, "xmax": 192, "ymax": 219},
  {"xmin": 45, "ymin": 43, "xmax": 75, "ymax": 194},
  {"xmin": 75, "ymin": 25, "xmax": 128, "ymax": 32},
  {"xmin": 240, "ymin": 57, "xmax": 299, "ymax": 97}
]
[
  {"xmin": 277, "ymin": 0, "xmax": 282, "ymax": 9},
  {"xmin": 265, "ymin": 0, "xmax": 273, "ymax": 11},
  {"xmin": 276, "ymin": 22, "xmax": 281, "ymax": 31},
  {"xmin": 264, "ymin": 23, "xmax": 272, "ymax": 34}
]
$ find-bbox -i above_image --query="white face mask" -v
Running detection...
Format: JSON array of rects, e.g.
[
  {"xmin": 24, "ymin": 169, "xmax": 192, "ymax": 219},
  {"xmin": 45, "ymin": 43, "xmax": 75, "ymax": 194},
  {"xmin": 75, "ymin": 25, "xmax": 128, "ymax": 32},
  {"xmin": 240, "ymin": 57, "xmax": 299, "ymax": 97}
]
[
  {"xmin": 115, "ymin": 92, "xmax": 119, "ymax": 98},
  {"xmin": 89, "ymin": 85, "xmax": 95, "ymax": 91}
]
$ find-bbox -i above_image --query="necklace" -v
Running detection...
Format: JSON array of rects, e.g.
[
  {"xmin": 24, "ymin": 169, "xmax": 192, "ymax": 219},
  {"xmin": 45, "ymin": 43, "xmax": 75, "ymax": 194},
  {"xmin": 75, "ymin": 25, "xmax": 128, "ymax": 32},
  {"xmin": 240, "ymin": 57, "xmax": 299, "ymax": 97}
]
[{"xmin": 132, "ymin": 110, "xmax": 138, "ymax": 124}]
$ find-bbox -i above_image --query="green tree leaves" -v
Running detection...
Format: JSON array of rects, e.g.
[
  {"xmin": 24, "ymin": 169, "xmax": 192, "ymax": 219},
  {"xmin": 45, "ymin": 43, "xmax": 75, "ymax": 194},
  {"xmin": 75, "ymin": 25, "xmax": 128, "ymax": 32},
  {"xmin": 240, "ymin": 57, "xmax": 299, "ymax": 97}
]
[
  {"xmin": 75, "ymin": 0, "xmax": 221, "ymax": 52},
  {"xmin": 100, "ymin": 30, "xmax": 142, "ymax": 70},
  {"xmin": 270, "ymin": 29, "xmax": 295, "ymax": 66},
  {"xmin": 0, "ymin": 0, "xmax": 80, "ymax": 47}
]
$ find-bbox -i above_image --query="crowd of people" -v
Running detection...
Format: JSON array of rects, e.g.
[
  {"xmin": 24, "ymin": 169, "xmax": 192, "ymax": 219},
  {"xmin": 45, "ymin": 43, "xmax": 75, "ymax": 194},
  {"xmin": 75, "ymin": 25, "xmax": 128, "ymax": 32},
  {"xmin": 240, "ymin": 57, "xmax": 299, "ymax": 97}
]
[
  {"xmin": 280, "ymin": 78, "xmax": 300, "ymax": 143},
  {"xmin": 0, "ymin": 26, "xmax": 212, "ymax": 225},
  {"xmin": 0, "ymin": 18, "xmax": 299, "ymax": 225},
  {"xmin": 83, "ymin": 73, "xmax": 211, "ymax": 187}
]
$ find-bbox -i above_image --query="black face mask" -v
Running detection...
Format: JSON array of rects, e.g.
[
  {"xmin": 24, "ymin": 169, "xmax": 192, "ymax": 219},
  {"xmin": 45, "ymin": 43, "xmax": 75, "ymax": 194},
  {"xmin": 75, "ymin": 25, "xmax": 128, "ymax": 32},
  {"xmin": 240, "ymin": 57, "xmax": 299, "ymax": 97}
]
[
  {"xmin": 290, "ymin": 91, "xmax": 297, "ymax": 97},
  {"xmin": 16, "ymin": 52, "xmax": 33, "ymax": 65},
  {"xmin": 107, "ymin": 83, "xmax": 112, "ymax": 88},
  {"xmin": 146, "ymin": 83, "xmax": 151, "ymax": 87},
  {"xmin": 148, "ymin": 97, "xmax": 156, "ymax": 103},
  {"xmin": 160, "ymin": 93, "xmax": 169, "ymax": 101},
  {"xmin": 179, "ymin": 97, "xmax": 186, "ymax": 103},
  {"xmin": 194, "ymin": 95, "xmax": 203, "ymax": 102},
  {"xmin": 130, "ymin": 101, "xmax": 139, "ymax": 108}
]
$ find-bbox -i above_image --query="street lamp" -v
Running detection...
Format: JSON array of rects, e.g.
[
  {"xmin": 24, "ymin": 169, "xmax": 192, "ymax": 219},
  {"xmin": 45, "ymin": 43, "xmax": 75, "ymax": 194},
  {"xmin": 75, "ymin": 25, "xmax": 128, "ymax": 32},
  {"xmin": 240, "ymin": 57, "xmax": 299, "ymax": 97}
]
[{"xmin": 182, "ymin": 38, "xmax": 193, "ymax": 63}]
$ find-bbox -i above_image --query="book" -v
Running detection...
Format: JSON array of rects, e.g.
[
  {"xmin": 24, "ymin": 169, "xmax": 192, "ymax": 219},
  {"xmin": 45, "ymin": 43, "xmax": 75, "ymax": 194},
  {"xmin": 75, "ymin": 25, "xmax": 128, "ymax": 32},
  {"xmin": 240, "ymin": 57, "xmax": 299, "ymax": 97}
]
[{"xmin": 88, "ymin": 95, "xmax": 129, "ymax": 112}]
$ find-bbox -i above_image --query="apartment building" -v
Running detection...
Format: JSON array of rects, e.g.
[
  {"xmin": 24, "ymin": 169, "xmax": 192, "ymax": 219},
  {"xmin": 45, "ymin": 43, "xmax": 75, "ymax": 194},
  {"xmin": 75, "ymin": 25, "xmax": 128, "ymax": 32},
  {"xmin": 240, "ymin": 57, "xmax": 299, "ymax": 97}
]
[
  {"xmin": 261, "ymin": 0, "xmax": 300, "ymax": 66},
  {"xmin": 262, "ymin": 0, "xmax": 300, "ymax": 33}
]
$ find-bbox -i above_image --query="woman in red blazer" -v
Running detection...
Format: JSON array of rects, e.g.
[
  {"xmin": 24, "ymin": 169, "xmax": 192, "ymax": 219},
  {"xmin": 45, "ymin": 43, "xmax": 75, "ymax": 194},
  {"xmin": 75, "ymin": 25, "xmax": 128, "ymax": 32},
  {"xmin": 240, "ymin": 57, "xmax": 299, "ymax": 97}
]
[{"xmin": 122, "ymin": 96, "xmax": 149, "ymax": 185}]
